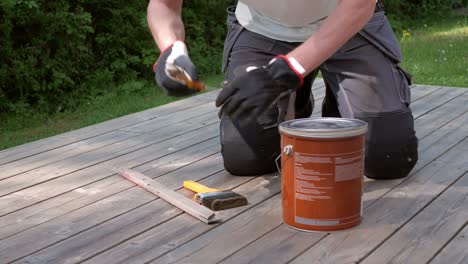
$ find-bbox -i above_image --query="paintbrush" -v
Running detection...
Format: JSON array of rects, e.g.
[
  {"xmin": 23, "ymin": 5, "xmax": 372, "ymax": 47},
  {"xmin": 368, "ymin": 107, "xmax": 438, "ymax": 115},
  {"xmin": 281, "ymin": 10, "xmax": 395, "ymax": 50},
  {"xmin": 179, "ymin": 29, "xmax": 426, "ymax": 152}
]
[
  {"xmin": 167, "ymin": 66, "xmax": 206, "ymax": 92},
  {"xmin": 183, "ymin": 181, "xmax": 248, "ymax": 211}
]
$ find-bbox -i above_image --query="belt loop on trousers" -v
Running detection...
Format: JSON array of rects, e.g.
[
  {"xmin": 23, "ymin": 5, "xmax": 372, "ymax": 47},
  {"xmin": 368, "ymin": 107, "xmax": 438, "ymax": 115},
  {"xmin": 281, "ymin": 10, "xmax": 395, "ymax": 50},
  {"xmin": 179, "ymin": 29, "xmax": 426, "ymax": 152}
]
[{"xmin": 375, "ymin": 1, "xmax": 384, "ymax": 13}]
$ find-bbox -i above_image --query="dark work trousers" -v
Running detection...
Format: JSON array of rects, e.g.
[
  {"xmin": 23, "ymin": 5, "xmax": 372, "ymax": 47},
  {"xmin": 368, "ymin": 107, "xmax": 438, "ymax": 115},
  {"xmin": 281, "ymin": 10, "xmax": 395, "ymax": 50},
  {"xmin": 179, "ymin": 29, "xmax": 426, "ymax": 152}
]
[{"xmin": 220, "ymin": 6, "xmax": 418, "ymax": 179}]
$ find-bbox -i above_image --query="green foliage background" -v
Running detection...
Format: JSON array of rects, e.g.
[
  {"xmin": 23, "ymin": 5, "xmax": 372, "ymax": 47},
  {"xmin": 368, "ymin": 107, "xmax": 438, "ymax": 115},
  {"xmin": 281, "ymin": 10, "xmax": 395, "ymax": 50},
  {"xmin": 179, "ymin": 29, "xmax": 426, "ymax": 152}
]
[
  {"xmin": 0, "ymin": 0, "xmax": 234, "ymax": 114},
  {"xmin": 384, "ymin": 0, "xmax": 467, "ymax": 32},
  {"xmin": 0, "ymin": 0, "xmax": 464, "ymax": 114}
]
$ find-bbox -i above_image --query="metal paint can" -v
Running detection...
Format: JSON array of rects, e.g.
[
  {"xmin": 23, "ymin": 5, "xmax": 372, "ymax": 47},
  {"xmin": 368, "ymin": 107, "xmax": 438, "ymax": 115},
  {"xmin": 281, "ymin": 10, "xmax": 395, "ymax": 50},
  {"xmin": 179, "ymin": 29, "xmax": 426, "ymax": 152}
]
[{"xmin": 279, "ymin": 118, "xmax": 368, "ymax": 232}]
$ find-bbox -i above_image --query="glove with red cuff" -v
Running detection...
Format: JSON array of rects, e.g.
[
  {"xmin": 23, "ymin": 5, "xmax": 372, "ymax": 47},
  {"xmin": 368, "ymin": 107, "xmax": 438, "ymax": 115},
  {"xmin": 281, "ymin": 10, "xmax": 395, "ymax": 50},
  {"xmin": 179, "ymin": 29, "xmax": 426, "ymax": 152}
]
[
  {"xmin": 154, "ymin": 41, "xmax": 199, "ymax": 97},
  {"xmin": 215, "ymin": 55, "xmax": 304, "ymax": 121}
]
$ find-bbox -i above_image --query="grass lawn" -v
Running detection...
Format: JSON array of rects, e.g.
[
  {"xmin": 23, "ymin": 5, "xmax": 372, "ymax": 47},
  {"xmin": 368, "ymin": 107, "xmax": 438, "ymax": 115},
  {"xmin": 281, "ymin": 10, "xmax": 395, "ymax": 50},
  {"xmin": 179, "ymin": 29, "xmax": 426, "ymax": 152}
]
[
  {"xmin": 399, "ymin": 15, "xmax": 467, "ymax": 87},
  {"xmin": 0, "ymin": 15, "xmax": 466, "ymax": 151}
]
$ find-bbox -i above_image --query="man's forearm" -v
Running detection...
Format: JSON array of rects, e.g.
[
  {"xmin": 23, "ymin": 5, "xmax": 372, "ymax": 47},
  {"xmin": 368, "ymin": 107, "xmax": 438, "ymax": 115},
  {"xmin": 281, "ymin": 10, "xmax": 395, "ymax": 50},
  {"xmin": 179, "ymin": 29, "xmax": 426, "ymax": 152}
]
[
  {"xmin": 147, "ymin": 0, "xmax": 185, "ymax": 51},
  {"xmin": 287, "ymin": 0, "xmax": 376, "ymax": 76}
]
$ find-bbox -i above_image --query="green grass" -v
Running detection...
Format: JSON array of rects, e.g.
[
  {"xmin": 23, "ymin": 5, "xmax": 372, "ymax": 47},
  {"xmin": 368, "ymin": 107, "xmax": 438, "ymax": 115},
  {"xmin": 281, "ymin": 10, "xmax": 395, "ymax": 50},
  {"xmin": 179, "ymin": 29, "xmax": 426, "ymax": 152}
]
[
  {"xmin": 399, "ymin": 16, "xmax": 467, "ymax": 87},
  {"xmin": 0, "ymin": 76, "xmax": 224, "ymax": 151},
  {"xmin": 1, "ymin": 15, "xmax": 466, "ymax": 151}
]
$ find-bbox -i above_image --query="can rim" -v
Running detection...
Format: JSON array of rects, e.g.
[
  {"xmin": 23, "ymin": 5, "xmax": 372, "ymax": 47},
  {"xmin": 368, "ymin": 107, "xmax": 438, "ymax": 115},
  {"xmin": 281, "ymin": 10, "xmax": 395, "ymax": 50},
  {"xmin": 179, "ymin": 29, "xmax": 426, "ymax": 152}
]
[{"xmin": 279, "ymin": 117, "xmax": 368, "ymax": 138}]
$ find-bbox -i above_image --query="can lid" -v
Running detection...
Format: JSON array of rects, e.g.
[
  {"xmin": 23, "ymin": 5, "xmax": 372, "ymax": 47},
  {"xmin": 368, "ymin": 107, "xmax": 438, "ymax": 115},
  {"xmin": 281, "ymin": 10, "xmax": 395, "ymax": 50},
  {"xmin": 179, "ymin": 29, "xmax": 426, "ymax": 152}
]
[{"xmin": 279, "ymin": 118, "xmax": 368, "ymax": 138}]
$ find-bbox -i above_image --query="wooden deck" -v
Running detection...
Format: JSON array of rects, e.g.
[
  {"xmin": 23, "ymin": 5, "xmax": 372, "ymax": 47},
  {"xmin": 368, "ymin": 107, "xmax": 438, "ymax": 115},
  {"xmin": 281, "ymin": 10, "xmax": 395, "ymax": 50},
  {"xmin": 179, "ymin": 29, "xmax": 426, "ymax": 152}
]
[{"xmin": 0, "ymin": 81, "xmax": 467, "ymax": 264}]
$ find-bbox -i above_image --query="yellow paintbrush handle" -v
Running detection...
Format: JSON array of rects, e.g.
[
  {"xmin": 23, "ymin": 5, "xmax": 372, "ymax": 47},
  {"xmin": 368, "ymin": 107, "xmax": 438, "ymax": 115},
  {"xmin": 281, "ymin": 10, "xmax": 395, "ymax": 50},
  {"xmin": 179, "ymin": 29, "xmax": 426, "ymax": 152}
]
[{"xmin": 183, "ymin": 181, "xmax": 219, "ymax": 194}]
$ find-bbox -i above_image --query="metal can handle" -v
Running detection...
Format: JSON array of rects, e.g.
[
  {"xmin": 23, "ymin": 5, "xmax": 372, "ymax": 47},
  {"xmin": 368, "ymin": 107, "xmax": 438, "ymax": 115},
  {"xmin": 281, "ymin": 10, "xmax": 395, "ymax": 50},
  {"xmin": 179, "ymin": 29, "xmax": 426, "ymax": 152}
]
[{"xmin": 275, "ymin": 145, "xmax": 293, "ymax": 174}]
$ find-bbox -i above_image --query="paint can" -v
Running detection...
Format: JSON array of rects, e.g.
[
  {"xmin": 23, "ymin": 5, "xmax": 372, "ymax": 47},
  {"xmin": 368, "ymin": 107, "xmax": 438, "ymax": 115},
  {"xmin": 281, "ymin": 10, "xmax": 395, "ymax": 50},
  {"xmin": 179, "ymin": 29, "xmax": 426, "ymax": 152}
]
[{"xmin": 278, "ymin": 118, "xmax": 368, "ymax": 232}]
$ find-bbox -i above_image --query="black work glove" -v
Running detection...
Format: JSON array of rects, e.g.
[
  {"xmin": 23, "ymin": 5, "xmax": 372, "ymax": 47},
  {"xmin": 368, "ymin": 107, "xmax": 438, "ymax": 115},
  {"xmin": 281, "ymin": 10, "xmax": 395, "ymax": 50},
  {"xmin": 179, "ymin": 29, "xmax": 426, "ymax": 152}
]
[
  {"xmin": 154, "ymin": 41, "xmax": 200, "ymax": 97},
  {"xmin": 215, "ymin": 56, "xmax": 304, "ymax": 122}
]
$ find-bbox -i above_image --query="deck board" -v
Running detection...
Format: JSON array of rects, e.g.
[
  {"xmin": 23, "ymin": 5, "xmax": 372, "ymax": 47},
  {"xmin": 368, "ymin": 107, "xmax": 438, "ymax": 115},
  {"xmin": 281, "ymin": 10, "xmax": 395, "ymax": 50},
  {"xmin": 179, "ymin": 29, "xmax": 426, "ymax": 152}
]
[
  {"xmin": 0, "ymin": 91, "xmax": 219, "ymax": 166},
  {"xmin": 429, "ymin": 224, "xmax": 468, "ymax": 264},
  {"xmin": 0, "ymin": 84, "xmax": 466, "ymax": 264},
  {"xmin": 84, "ymin": 175, "xmax": 280, "ymax": 264},
  {"xmin": 0, "ymin": 138, "xmax": 220, "ymax": 240},
  {"xmin": 0, "ymin": 110, "xmax": 219, "ymax": 192},
  {"xmin": 14, "ymin": 163, "xmax": 252, "ymax": 264},
  {"xmin": 0, "ymin": 123, "xmax": 219, "ymax": 216},
  {"xmin": 361, "ymin": 170, "xmax": 468, "ymax": 264}
]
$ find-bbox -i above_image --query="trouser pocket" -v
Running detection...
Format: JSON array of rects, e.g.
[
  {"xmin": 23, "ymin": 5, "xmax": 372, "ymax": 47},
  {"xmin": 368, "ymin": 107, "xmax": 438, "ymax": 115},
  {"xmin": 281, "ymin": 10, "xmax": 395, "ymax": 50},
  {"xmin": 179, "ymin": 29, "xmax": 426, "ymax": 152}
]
[
  {"xmin": 358, "ymin": 11, "xmax": 402, "ymax": 62},
  {"xmin": 222, "ymin": 6, "xmax": 244, "ymax": 73},
  {"xmin": 392, "ymin": 65, "xmax": 413, "ymax": 106}
]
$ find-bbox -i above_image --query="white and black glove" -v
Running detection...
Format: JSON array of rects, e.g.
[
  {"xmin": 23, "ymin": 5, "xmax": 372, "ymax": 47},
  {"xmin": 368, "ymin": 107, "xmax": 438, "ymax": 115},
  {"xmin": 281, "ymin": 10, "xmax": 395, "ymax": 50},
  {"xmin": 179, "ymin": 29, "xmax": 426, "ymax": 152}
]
[
  {"xmin": 215, "ymin": 55, "xmax": 304, "ymax": 121},
  {"xmin": 154, "ymin": 41, "xmax": 200, "ymax": 97}
]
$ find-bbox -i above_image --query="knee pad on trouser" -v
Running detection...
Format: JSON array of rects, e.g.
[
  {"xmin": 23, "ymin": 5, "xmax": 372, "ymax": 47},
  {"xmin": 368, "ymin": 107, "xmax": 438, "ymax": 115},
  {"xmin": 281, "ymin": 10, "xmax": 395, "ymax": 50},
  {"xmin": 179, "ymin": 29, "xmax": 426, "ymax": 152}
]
[
  {"xmin": 355, "ymin": 108, "xmax": 418, "ymax": 179},
  {"xmin": 220, "ymin": 114, "xmax": 280, "ymax": 176}
]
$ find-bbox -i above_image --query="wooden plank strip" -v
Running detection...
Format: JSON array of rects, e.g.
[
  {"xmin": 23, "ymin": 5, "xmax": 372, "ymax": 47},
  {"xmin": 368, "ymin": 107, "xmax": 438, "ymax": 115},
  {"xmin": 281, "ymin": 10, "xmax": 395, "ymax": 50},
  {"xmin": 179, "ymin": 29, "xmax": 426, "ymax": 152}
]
[
  {"xmin": 0, "ymin": 90, "xmax": 219, "ymax": 165},
  {"xmin": 289, "ymin": 134, "xmax": 468, "ymax": 263},
  {"xmin": 119, "ymin": 169, "xmax": 218, "ymax": 224},
  {"xmin": 0, "ymin": 101, "xmax": 216, "ymax": 180},
  {"xmin": 416, "ymin": 92, "xmax": 468, "ymax": 139},
  {"xmin": 220, "ymin": 223, "xmax": 323, "ymax": 264},
  {"xmin": 311, "ymin": 79, "xmax": 325, "ymax": 91},
  {"xmin": 1, "ymin": 189, "xmax": 156, "ymax": 264},
  {"xmin": 0, "ymin": 131, "xmax": 140, "ymax": 180},
  {"xmin": 83, "ymin": 175, "xmax": 281, "ymax": 264},
  {"xmin": 0, "ymin": 152, "xmax": 227, "ymax": 263},
  {"xmin": 361, "ymin": 171, "xmax": 468, "ymax": 264},
  {"xmin": 11, "ymin": 169, "xmax": 253, "ymax": 264},
  {"xmin": 0, "ymin": 123, "xmax": 219, "ymax": 216},
  {"xmin": 0, "ymin": 138, "xmax": 220, "ymax": 240},
  {"xmin": 0, "ymin": 186, "xmax": 157, "ymax": 263},
  {"xmin": 117, "ymin": 102, "xmax": 215, "ymax": 133},
  {"xmin": 311, "ymin": 82, "xmax": 326, "ymax": 98},
  {"xmin": 0, "ymin": 135, "xmax": 81, "ymax": 167},
  {"xmin": 171, "ymin": 195, "xmax": 284, "ymax": 264},
  {"xmin": 410, "ymin": 87, "xmax": 467, "ymax": 119},
  {"xmin": 429, "ymin": 224, "xmax": 468, "ymax": 264},
  {"xmin": 414, "ymin": 111, "xmax": 468, "ymax": 172},
  {"xmin": 410, "ymin": 85, "xmax": 444, "ymax": 101},
  {"xmin": 219, "ymin": 107, "xmax": 468, "ymax": 264},
  {"xmin": 0, "ymin": 111, "xmax": 218, "ymax": 196}
]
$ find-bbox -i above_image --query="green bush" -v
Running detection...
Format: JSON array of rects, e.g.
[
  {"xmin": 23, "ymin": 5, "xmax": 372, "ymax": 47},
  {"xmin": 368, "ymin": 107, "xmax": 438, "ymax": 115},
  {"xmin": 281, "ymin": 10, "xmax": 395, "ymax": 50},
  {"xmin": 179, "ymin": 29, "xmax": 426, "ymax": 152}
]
[
  {"xmin": 384, "ymin": 0, "xmax": 466, "ymax": 22},
  {"xmin": 182, "ymin": 1, "xmax": 233, "ymax": 75}
]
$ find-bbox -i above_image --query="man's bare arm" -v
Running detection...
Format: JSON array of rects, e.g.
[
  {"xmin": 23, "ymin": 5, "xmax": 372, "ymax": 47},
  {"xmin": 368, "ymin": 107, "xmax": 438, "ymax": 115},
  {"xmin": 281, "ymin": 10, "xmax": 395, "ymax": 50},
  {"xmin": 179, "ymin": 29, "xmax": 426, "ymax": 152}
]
[
  {"xmin": 147, "ymin": 0, "xmax": 184, "ymax": 51},
  {"xmin": 287, "ymin": 0, "xmax": 376, "ymax": 75}
]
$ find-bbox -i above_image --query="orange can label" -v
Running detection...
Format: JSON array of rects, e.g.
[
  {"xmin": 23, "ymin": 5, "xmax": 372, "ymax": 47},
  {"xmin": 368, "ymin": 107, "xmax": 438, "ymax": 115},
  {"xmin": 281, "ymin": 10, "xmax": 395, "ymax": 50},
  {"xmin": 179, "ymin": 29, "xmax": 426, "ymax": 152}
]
[{"xmin": 282, "ymin": 135, "xmax": 365, "ymax": 232}]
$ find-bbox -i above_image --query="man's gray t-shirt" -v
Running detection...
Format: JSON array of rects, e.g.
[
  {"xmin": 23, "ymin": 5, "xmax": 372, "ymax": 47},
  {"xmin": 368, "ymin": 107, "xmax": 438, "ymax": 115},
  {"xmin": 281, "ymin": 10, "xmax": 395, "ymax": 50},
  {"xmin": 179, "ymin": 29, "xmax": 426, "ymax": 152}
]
[{"xmin": 235, "ymin": 0, "xmax": 339, "ymax": 42}]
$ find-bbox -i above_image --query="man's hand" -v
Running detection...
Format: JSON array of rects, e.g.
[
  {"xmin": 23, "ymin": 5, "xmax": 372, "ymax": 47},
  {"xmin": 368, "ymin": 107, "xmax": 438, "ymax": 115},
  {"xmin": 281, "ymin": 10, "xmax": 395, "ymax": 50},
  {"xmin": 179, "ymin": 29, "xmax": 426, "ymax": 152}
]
[
  {"xmin": 154, "ymin": 41, "xmax": 200, "ymax": 96},
  {"xmin": 215, "ymin": 56, "xmax": 304, "ymax": 121}
]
